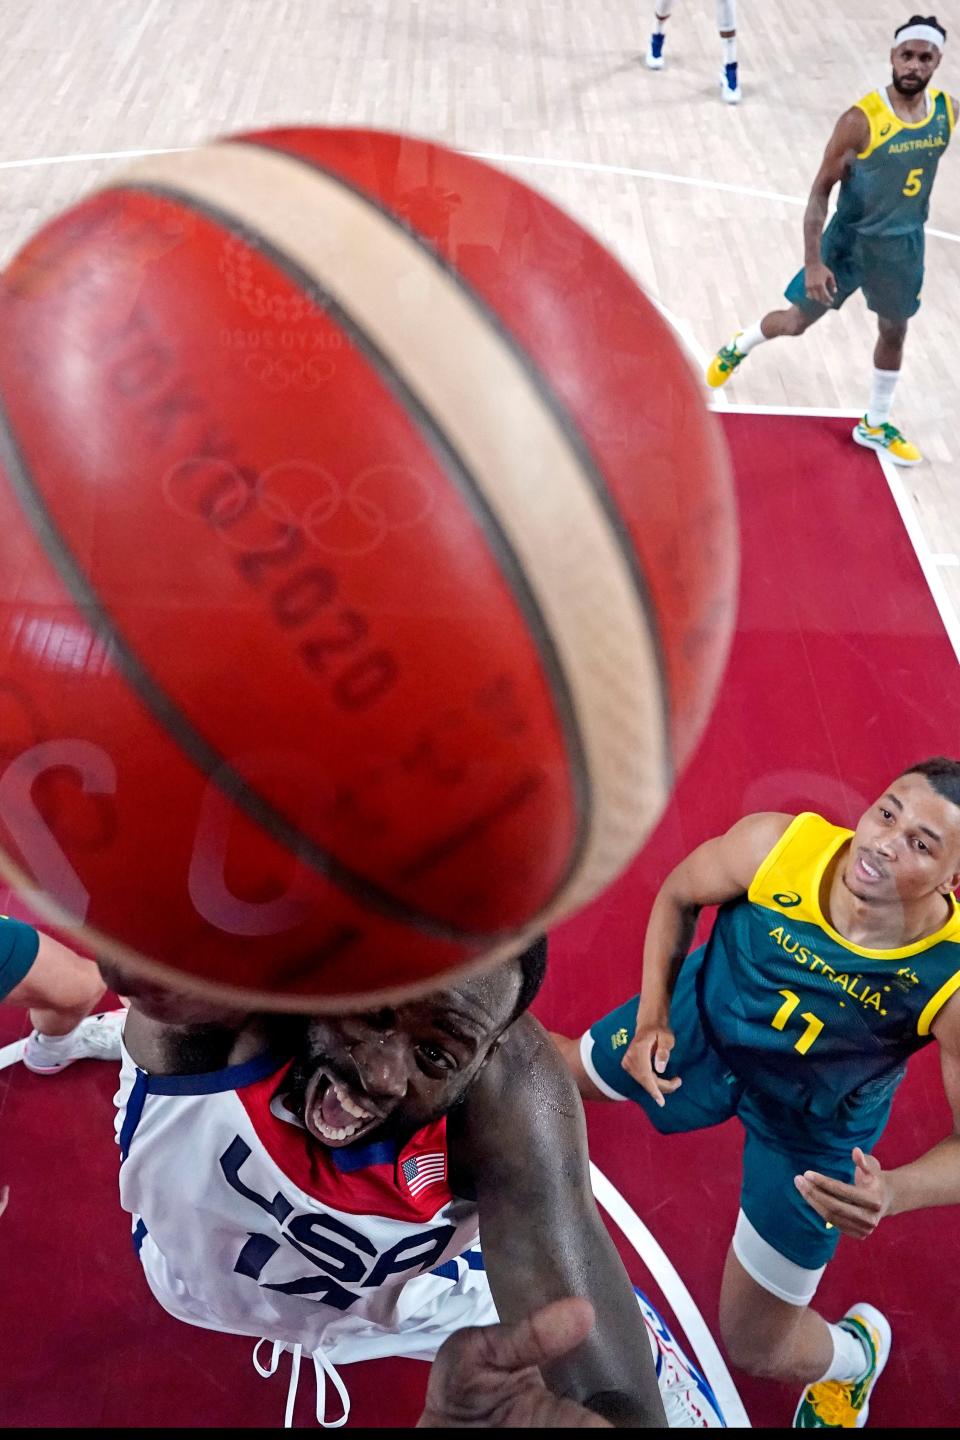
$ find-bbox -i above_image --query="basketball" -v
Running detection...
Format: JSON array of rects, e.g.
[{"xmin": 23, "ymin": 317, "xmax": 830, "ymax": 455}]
[{"xmin": 0, "ymin": 126, "xmax": 737, "ymax": 1009}]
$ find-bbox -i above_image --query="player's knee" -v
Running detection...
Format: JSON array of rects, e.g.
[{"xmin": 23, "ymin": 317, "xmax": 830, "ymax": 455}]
[
  {"xmin": 877, "ymin": 317, "xmax": 907, "ymax": 347},
  {"xmin": 719, "ymin": 1310, "xmax": 794, "ymax": 1379},
  {"xmin": 784, "ymin": 307, "xmax": 813, "ymax": 337}
]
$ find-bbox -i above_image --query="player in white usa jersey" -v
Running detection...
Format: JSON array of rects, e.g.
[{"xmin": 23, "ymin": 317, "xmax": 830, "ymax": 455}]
[{"xmin": 105, "ymin": 940, "xmax": 725, "ymax": 1428}]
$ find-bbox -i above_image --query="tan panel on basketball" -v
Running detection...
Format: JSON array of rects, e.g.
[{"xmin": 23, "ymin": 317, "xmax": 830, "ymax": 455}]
[{"xmin": 111, "ymin": 141, "xmax": 670, "ymax": 926}]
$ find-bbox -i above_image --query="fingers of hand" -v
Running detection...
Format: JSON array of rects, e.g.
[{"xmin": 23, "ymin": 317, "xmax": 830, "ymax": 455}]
[
  {"xmin": 653, "ymin": 1035, "xmax": 675, "ymax": 1075},
  {"xmin": 794, "ymin": 1172, "xmax": 882, "ymax": 1236},
  {"xmin": 483, "ymin": 1298, "xmax": 597, "ymax": 1374},
  {"xmin": 853, "ymin": 1147, "xmax": 880, "ymax": 1178}
]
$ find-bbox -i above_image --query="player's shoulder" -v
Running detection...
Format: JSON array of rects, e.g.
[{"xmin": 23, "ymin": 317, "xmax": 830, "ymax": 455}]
[{"xmin": 722, "ymin": 810, "xmax": 798, "ymax": 860}]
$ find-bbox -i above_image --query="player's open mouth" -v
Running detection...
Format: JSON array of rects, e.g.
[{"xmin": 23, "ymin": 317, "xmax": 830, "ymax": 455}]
[
  {"xmin": 854, "ymin": 852, "xmax": 886, "ymax": 883},
  {"xmin": 304, "ymin": 1066, "xmax": 385, "ymax": 1147}
]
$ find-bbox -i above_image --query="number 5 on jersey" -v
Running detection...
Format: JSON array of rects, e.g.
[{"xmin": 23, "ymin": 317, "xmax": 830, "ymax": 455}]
[
  {"xmin": 771, "ymin": 989, "xmax": 824, "ymax": 1055},
  {"xmin": 902, "ymin": 167, "xmax": 924, "ymax": 197}
]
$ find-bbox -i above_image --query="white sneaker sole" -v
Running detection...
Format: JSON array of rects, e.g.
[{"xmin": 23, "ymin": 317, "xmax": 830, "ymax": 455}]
[
  {"xmin": 852, "ymin": 427, "xmax": 922, "ymax": 466},
  {"xmin": 645, "ymin": 53, "xmax": 665, "ymax": 70},
  {"xmin": 846, "ymin": 1303, "xmax": 892, "ymax": 1429},
  {"xmin": 720, "ymin": 71, "xmax": 741, "ymax": 103},
  {"xmin": 21, "ymin": 1049, "xmax": 77, "ymax": 1075}
]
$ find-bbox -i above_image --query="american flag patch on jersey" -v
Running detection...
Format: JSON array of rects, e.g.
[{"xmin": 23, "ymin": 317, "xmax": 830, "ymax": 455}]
[{"xmin": 401, "ymin": 1151, "xmax": 446, "ymax": 1197}]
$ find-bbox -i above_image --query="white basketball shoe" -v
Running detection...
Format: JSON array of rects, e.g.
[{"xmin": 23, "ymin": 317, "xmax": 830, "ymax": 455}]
[
  {"xmin": 22, "ymin": 1009, "xmax": 126, "ymax": 1074},
  {"xmin": 636, "ymin": 1289, "xmax": 727, "ymax": 1426}
]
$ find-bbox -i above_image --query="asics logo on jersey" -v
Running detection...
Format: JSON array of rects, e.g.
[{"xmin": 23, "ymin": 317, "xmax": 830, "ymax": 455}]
[
  {"xmin": 220, "ymin": 1136, "xmax": 457, "ymax": 1310},
  {"xmin": 879, "ymin": 123, "xmax": 892, "ymax": 136},
  {"xmin": 773, "ymin": 890, "xmax": 802, "ymax": 907}
]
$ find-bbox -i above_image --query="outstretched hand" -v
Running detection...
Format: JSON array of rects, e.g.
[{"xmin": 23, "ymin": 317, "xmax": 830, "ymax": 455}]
[
  {"xmin": 418, "ymin": 1297, "xmax": 613, "ymax": 1429},
  {"xmin": 794, "ymin": 1147, "xmax": 892, "ymax": 1239}
]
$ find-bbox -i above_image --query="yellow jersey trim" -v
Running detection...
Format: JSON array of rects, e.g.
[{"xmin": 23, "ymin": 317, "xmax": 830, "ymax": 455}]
[
  {"xmin": 918, "ymin": 969, "xmax": 960, "ymax": 1036},
  {"xmin": 749, "ymin": 811, "xmax": 960, "ymax": 962},
  {"xmin": 856, "ymin": 88, "xmax": 946, "ymax": 159}
]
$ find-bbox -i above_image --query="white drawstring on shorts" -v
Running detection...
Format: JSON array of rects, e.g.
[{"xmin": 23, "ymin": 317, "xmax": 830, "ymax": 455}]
[{"xmin": 252, "ymin": 1338, "xmax": 351, "ymax": 1428}]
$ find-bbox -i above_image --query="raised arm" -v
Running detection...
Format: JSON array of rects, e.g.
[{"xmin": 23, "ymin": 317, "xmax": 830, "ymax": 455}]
[
  {"xmin": 450, "ymin": 1014, "xmax": 666, "ymax": 1428},
  {"xmin": 623, "ymin": 810, "xmax": 794, "ymax": 1102},
  {"xmin": 802, "ymin": 107, "xmax": 870, "ymax": 304}
]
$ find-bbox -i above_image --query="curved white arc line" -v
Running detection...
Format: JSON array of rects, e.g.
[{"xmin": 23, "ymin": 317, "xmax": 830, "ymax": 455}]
[
  {"xmin": 875, "ymin": 449, "xmax": 960, "ymax": 666},
  {"xmin": 2, "ymin": 142, "xmax": 959, "ymax": 248},
  {"xmin": 589, "ymin": 1161, "xmax": 752, "ymax": 1429},
  {"xmin": 0, "ymin": 1038, "xmax": 25, "ymax": 1071},
  {"xmin": 0, "ymin": 146, "xmax": 191, "ymax": 171}
]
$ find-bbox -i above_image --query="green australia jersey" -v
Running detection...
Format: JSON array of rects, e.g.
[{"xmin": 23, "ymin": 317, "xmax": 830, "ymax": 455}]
[
  {"xmin": 697, "ymin": 812, "xmax": 960, "ymax": 1118},
  {"xmin": 835, "ymin": 87, "xmax": 954, "ymax": 238}
]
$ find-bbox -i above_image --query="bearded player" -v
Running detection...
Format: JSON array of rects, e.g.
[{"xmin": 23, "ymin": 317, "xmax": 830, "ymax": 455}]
[
  {"xmin": 706, "ymin": 17, "xmax": 956, "ymax": 467},
  {"xmin": 554, "ymin": 759, "xmax": 960, "ymax": 1428},
  {"xmin": 102, "ymin": 939, "xmax": 726, "ymax": 1428}
]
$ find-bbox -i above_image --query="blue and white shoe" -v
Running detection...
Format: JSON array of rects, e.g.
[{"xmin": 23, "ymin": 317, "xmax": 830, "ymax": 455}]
[
  {"xmin": 720, "ymin": 62, "xmax": 741, "ymax": 103},
  {"xmin": 646, "ymin": 33, "xmax": 666, "ymax": 69},
  {"xmin": 635, "ymin": 1288, "xmax": 727, "ymax": 1427}
]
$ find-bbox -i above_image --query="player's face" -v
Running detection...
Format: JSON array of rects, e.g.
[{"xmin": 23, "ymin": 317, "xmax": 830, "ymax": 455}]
[
  {"xmin": 845, "ymin": 774, "xmax": 960, "ymax": 905},
  {"xmin": 283, "ymin": 966, "xmax": 521, "ymax": 1148},
  {"xmin": 890, "ymin": 41, "xmax": 941, "ymax": 94}
]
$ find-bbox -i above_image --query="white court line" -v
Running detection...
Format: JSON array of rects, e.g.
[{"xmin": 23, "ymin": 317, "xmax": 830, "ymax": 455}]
[
  {"xmin": 703, "ymin": 403, "xmax": 960, "ymax": 656},
  {"xmin": 717, "ymin": 401, "xmax": 861, "ymax": 418},
  {"xmin": 648, "ymin": 298, "xmax": 728, "ymax": 407},
  {"xmin": 2, "ymin": 139, "xmax": 959, "ymax": 249},
  {"xmin": 875, "ymin": 450, "xmax": 960, "ymax": 667},
  {"xmin": 0, "ymin": 1039, "xmax": 24, "ymax": 1071},
  {"xmin": 590, "ymin": 1162, "xmax": 751, "ymax": 1428},
  {"xmin": 0, "ymin": 146, "xmax": 190, "ymax": 171}
]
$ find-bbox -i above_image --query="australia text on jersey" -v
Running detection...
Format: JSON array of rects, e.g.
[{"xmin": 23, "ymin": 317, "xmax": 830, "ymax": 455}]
[
  {"xmin": 887, "ymin": 135, "xmax": 947, "ymax": 154},
  {"xmin": 767, "ymin": 926, "xmax": 920, "ymax": 1016}
]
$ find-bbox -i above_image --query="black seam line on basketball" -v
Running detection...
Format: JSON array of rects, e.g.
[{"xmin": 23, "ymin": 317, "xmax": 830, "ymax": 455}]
[
  {"xmin": 236, "ymin": 136, "xmax": 674, "ymax": 787},
  {"xmin": 0, "ymin": 392, "xmax": 498, "ymax": 947},
  {"xmin": 119, "ymin": 177, "xmax": 591, "ymax": 915}
]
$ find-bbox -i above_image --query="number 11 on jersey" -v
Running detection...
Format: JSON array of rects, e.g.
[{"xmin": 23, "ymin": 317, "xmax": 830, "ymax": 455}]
[{"xmin": 771, "ymin": 989, "xmax": 825, "ymax": 1055}]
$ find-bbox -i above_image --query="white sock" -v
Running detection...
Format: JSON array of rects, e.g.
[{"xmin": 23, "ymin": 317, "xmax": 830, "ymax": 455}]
[
  {"xmin": 815, "ymin": 1322, "xmax": 871, "ymax": 1385},
  {"xmin": 30, "ymin": 1026, "xmax": 79, "ymax": 1054},
  {"xmin": 736, "ymin": 321, "xmax": 767, "ymax": 355},
  {"xmin": 865, "ymin": 367, "xmax": 899, "ymax": 428},
  {"xmin": 653, "ymin": 0, "xmax": 674, "ymax": 32},
  {"xmin": 722, "ymin": 37, "xmax": 738, "ymax": 64}
]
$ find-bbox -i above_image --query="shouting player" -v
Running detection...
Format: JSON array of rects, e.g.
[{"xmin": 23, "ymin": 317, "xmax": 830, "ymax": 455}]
[
  {"xmin": 103, "ymin": 939, "xmax": 726, "ymax": 1428},
  {"xmin": 554, "ymin": 758, "xmax": 960, "ymax": 1428},
  {"xmin": 706, "ymin": 16, "xmax": 955, "ymax": 466}
]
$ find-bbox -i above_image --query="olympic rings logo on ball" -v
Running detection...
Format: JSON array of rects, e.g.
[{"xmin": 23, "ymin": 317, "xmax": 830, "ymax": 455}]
[
  {"xmin": 162, "ymin": 456, "xmax": 435, "ymax": 557},
  {"xmin": 242, "ymin": 352, "xmax": 336, "ymax": 392}
]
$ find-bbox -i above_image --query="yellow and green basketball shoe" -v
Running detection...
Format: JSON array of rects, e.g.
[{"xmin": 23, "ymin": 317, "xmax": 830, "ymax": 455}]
[
  {"xmin": 852, "ymin": 418, "xmax": 922, "ymax": 466},
  {"xmin": 793, "ymin": 1304, "xmax": 891, "ymax": 1429},
  {"xmin": 706, "ymin": 333, "xmax": 748, "ymax": 389}
]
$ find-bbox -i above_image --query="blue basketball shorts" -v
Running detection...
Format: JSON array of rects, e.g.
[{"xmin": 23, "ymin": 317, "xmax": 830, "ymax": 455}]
[
  {"xmin": 0, "ymin": 916, "xmax": 40, "ymax": 1000},
  {"xmin": 783, "ymin": 216, "xmax": 924, "ymax": 322},
  {"xmin": 581, "ymin": 946, "xmax": 892, "ymax": 1281}
]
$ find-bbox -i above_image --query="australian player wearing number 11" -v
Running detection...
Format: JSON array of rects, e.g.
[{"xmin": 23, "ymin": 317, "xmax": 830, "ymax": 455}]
[{"xmin": 553, "ymin": 758, "xmax": 960, "ymax": 1428}]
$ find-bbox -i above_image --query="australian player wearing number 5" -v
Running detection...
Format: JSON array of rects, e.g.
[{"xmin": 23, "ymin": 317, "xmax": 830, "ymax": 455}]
[
  {"xmin": 552, "ymin": 758, "xmax": 960, "ymax": 1429},
  {"xmin": 705, "ymin": 15, "xmax": 956, "ymax": 468}
]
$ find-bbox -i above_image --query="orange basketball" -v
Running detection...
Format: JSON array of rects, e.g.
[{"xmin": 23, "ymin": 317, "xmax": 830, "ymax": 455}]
[{"xmin": 0, "ymin": 127, "xmax": 737, "ymax": 1009}]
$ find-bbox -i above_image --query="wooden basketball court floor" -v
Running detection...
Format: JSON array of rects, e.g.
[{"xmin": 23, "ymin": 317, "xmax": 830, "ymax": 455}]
[{"xmin": 1, "ymin": 1, "xmax": 958, "ymax": 1429}]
